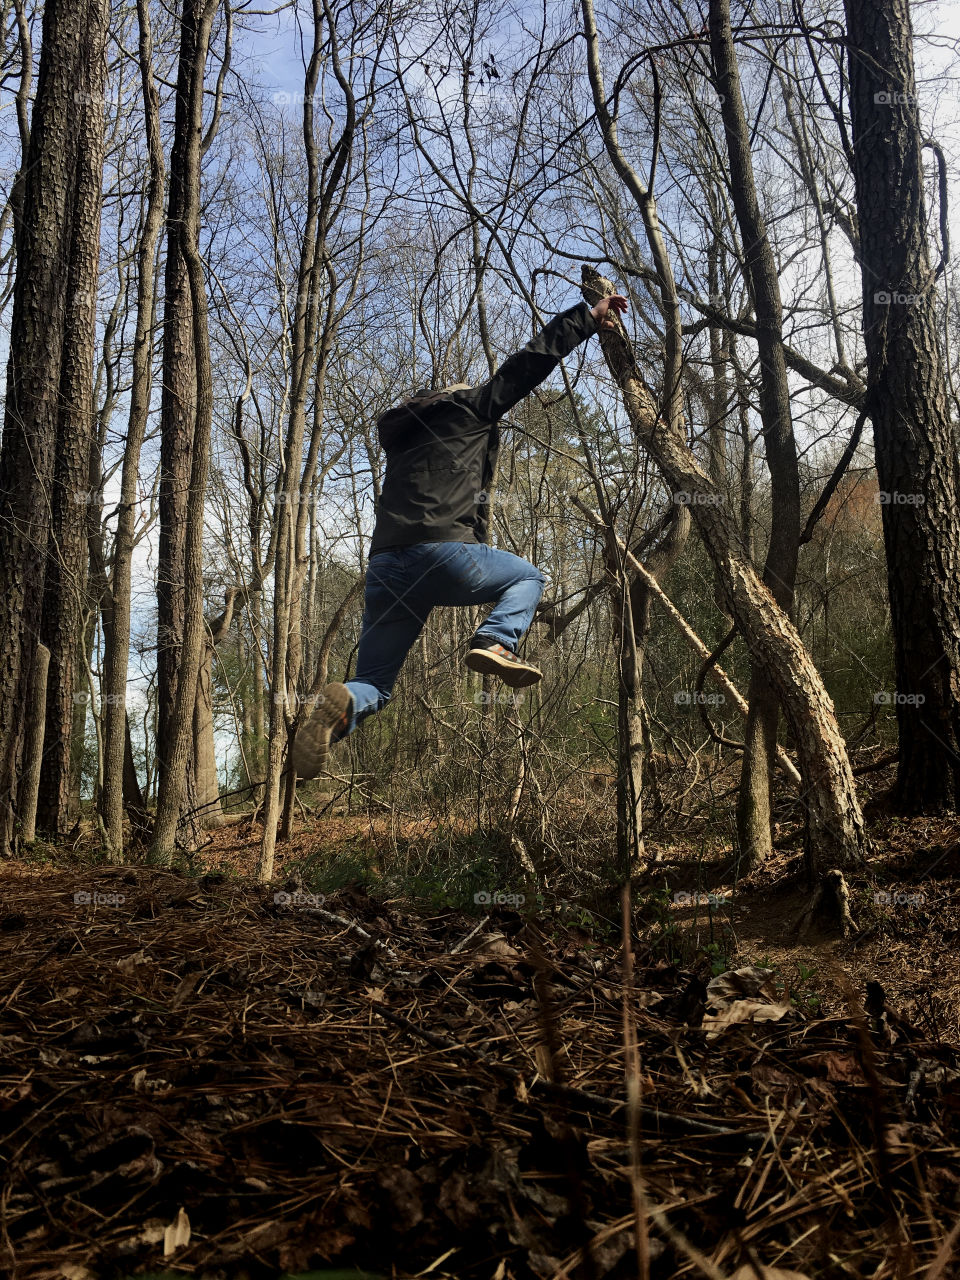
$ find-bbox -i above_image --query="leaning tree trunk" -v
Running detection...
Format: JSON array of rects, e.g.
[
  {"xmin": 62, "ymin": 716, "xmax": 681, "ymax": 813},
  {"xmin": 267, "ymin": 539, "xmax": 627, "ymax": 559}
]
[
  {"xmin": 0, "ymin": 0, "xmax": 108, "ymax": 854},
  {"xmin": 709, "ymin": 0, "xmax": 801, "ymax": 870},
  {"xmin": 149, "ymin": 0, "xmax": 220, "ymax": 864},
  {"xmin": 844, "ymin": 0, "xmax": 960, "ymax": 812},
  {"xmin": 581, "ymin": 268, "xmax": 869, "ymax": 877}
]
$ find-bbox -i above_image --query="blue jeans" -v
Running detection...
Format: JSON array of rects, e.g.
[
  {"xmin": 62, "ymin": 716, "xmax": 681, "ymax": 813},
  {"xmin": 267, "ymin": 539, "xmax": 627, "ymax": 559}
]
[{"xmin": 342, "ymin": 542, "xmax": 545, "ymax": 735}]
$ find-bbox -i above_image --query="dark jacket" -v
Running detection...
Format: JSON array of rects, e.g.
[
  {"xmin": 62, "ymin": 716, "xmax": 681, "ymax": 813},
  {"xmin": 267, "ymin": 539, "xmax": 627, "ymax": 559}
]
[{"xmin": 370, "ymin": 302, "xmax": 598, "ymax": 554}]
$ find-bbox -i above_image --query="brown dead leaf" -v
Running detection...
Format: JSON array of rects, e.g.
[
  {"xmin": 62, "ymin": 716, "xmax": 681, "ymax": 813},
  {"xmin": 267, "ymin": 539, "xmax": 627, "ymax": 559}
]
[
  {"xmin": 469, "ymin": 933, "xmax": 521, "ymax": 960},
  {"xmin": 117, "ymin": 949, "xmax": 151, "ymax": 975},
  {"xmin": 703, "ymin": 999, "xmax": 793, "ymax": 1040},
  {"xmin": 707, "ymin": 966, "xmax": 778, "ymax": 1003}
]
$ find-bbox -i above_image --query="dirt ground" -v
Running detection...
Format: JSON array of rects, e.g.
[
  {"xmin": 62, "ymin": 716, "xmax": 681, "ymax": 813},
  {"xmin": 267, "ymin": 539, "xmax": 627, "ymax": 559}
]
[
  {"xmin": 2, "ymin": 801, "xmax": 958, "ymax": 1279},
  {"xmin": 192, "ymin": 800, "xmax": 960, "ymax": 1048}
]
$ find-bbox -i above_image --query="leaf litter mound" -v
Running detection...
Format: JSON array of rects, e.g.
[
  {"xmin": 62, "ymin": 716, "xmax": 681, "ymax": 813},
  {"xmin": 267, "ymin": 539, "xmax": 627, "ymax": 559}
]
[{"xmin": 1, "ymin": 863, "xmax": 959, "ymax": 1279}]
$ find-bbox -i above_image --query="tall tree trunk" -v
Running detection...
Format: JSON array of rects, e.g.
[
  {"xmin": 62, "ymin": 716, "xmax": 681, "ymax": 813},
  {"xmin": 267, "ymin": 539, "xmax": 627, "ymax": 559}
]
[
  {"xmin": 844, "ymin": 0, "xmax": 960, "ymax": 811},
  {"xmin": 709, "ymin": 0, "xmax": 801, "ymax": 870},
  {"xmin": 35, "ymin": 11, "xmax": 108, "ymax": 832},
  {"xmin": 150, "ymin": 0, "xmax": 220, "ymax": 863},
  {"xmin": 0, "ymin": 0, "xmax": 108, "ymax": 853},
  {"xmin": 100, "ymin": 0, "xmax": 165, "ymax": 863}
]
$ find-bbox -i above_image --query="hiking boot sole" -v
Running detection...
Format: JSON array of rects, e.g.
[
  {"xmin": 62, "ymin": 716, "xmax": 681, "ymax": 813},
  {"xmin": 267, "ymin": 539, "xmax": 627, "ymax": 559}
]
[
  {"xmin": 291, "ymin": 682, "xmax": 352, "ymax": 779},
  {"xmin": 464, "ymin": 649, "xmax": 542, "ymax": 689}
]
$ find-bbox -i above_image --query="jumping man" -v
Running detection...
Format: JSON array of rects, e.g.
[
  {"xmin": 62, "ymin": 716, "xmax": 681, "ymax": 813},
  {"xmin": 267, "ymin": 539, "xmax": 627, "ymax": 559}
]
[{"xmin": 292, "ymin": 290, "xmax": 629, "ymax": 779}]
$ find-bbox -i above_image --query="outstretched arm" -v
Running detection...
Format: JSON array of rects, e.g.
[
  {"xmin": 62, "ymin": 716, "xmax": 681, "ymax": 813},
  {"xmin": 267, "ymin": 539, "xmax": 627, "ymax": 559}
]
[{"xmin": 459, "ymin": 296, "xmax": 629, "ymax": 422}]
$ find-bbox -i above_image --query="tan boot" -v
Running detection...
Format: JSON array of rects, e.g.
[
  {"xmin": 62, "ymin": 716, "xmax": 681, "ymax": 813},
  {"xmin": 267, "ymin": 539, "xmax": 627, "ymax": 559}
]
[{"xmin": 291, "ymin": 683, "xmax": 352, "ymax": 779}]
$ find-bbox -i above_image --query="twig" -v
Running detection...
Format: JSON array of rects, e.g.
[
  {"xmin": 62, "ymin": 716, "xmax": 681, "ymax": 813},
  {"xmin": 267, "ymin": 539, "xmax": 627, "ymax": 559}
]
[
  {"xmin": 448, "ymin": 913, "xmax": 491, "ymax": 954},
  {"xmin": 368, "ymin": 999, "xmax": 794, "ymax": 1146}
]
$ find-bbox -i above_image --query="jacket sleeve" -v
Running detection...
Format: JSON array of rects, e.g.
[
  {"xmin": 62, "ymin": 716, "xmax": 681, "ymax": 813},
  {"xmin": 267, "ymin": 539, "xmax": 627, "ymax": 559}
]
[{"xmin": 458, "ymin": 302, "xmax": 598, "ymax": 423}]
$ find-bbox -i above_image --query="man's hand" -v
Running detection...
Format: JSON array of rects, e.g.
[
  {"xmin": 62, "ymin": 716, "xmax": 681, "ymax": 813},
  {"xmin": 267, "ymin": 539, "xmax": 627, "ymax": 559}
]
[{"xmin": 591, "ymin": 293, "xmax": 629, "ymax": 330}]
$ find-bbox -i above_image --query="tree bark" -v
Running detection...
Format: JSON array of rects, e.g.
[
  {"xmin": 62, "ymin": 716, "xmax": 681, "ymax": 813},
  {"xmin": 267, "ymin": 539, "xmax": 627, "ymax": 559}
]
[
  {"xmin": 34, "ymin": 0, "xmax": 108, "ymax": 835},
  {"xmin": 0, "ymin": 0, "xmax": 108, "ymax": 853},
  {"xmin": 195, "ymin": 588, "xmax": 249, "ymax": 829},
  {"xmin": 843, "ymin": 0, "xmax": 960, "ymax": 812}
]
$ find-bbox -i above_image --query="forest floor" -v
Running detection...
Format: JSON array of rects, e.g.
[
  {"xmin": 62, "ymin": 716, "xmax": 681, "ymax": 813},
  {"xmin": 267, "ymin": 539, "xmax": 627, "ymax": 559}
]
[{"xmin": 2, "ymin": 797, "xmax": 959, "ymax": 1280}]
